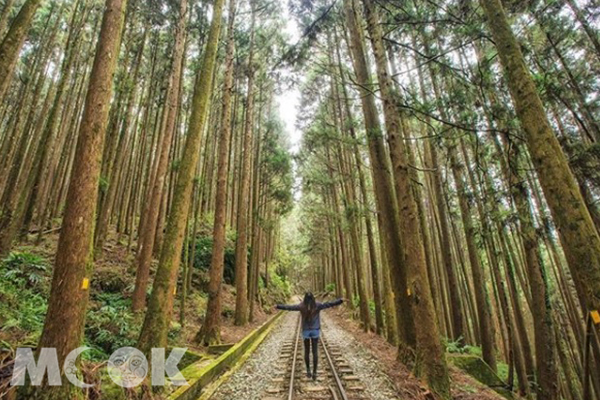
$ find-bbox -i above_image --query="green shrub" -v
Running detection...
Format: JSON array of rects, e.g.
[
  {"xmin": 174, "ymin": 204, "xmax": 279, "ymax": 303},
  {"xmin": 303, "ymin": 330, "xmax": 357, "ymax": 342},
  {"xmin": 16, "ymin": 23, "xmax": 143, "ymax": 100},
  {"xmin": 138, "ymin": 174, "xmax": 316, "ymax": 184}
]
[
  {"xmin": 93, "ymin": 268, "xmax": 129, "ymax": 293},
  {"xmin": 2, "ymin": 252, "xmax": 49, "ymax": 290},
  {"xmin": 0, "ymin": 287, "xmax": 47, "ymax": 337},
  {"xmin": 267, "ymin": 270, "xmax": 291, "ymax": 304},
  {"xmin": 191, "ymin": 234, "xmax": 238, "ymax": 284},
  {"xmin": 325, "ymin": 283, "xmax": 335, "ymax": 293},
  {"xmin": 85, "ymin": 293, "xmax": 139, "ymax": 359},
  {"xmin": 445, "ymin": 337, "xmax": 467, "ymax": 354},
  {"xmin": 0, "ymin": 252, "xmax": 50, "ymax": 342}
]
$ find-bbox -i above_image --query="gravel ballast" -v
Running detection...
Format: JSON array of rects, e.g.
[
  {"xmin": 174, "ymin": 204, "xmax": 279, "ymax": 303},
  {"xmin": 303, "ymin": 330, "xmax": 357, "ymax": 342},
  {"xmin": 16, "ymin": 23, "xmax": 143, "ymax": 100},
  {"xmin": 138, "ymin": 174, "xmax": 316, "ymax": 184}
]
[
  {"xmin": 321, "ymin": 314, "xmax": 400, "ymax": 400},
  {"xmin": 209, "ymin": 311, "xmax": 401, "ymax": 400},
  {"xmin": 210, "ymin": 312, "xmax": 297, "ymax": 399}
]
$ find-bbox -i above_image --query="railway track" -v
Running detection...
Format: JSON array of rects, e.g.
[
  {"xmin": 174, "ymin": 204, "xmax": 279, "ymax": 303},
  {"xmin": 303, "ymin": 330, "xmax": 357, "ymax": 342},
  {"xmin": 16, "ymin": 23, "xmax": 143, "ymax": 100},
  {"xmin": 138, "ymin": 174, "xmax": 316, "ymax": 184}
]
[{"xmin": 263, "ymin": 316, "xmax": 369, "ymax": 400}]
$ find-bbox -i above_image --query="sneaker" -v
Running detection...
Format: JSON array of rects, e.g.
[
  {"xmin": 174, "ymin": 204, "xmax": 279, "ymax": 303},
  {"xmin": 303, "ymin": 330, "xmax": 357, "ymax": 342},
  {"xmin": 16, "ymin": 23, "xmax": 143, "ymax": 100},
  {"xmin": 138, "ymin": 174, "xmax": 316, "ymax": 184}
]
[
  {"xmin": 312, "ymin": 372, "xmax": 317, "ymax": 381},
  {"xmin": 306, "ymin": 371, "xmax": 311, "ymax": 378}
]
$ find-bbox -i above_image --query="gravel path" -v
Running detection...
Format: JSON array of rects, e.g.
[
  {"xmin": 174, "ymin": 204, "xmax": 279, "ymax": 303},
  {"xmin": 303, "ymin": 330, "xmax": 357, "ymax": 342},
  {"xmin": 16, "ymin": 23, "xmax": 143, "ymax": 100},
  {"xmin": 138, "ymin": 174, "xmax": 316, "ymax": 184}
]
[
  {"xmin": 209, "ymin": 311, "xmax": 400, "ymax": 400},
  {"xmin": 210, "ymin": 312, "xmax": 297, "ymax": 400},
  {"xmin": 321, "ymin": 314, "xmax": 400, "ymax": 400}
]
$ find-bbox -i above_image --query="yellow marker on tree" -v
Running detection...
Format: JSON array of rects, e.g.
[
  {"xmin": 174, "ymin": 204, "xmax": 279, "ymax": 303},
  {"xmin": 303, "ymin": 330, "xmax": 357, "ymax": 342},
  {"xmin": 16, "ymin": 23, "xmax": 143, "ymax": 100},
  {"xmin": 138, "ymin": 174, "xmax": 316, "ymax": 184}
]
[
  {"xmin": 592, "ymin": 310, "xmax": 600, "ymax": 325},
  {"xmin": 82, "ymin": 278, "xmax": 89, "ymax": 290}
]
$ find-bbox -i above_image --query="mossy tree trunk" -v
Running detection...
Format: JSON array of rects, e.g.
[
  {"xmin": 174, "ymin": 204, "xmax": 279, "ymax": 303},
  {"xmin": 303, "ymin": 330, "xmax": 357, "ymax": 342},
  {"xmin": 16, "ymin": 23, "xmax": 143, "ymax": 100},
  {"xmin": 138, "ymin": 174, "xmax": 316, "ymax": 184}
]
[
  {"xmin": 27, "ymin": 0, "xmax": 127, "ymax": 397},
  {"xmin": 233, "ymin": 3, "xmax": 256, "ymax": 327},
  {"xmin": 327, "ymin": 35, "xmax": 371, "ymax": 330},
  {"xmin": 482, "ymin": 0, "xmax": 600, "ymax": 331},
  {"xmin": 131, "ymin": 0, "xmax": 188, "ymax": 312},
  {"xmin": 421, "ymin": 29, "xmax": 498, "ymax": 371},
  {"xmin": 361, "ymin": 0, "xmax": 450, "ymax": 396},
  {"xmin": 342, "ymin": 0, "xmax": 416, "ymax": 351},
  {"xmin": 137, "ymin": 0, "xmax": 226, "ymax": 354},
  {"xmin": 0, "ymin": 0, "xmax": 41, "ymax": 100},
  {"xmin": 195, "ymin": 0, "xmax": 237, "ymax": 346}
]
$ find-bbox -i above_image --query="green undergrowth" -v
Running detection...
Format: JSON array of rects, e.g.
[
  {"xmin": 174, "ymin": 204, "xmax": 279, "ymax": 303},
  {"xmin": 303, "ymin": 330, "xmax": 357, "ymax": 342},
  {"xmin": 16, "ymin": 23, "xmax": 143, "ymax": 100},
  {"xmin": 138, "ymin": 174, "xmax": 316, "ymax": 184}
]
[
  {"xmin": 445, "ymin": 339, "xmax": 510, "ymax": 383},
  {"xmin": 190, "ymin": 230, "xmax": 238, "ymax": 286},
  {"xmin": 85, "ymin": 292, "xmax": 140, "ymax": 360},
  {"xmin": 190, "ymin": 230, "xmax": 292, "ymax": 307},
  {"xmin": 258, "ymin": 266, "xmax": 292, "ymax": 305},
  {"xmin": 0, "ymin": 252, "xmax": 49, "ymax": 346},
  {"xmin": 1, "ymin": 239, "xmax": 291, "ymax": 351},
  {"xmin": 0, "ymin": 230, "xmax": 291, "ymax": 399}
]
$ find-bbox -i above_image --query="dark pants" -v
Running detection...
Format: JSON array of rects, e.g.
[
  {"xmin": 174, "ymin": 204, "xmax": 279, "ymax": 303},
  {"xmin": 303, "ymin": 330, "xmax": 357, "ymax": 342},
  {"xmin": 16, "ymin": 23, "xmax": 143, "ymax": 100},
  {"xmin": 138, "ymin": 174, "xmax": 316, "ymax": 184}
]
[{"xmin": 303, "ymin": 337, "xmax": 318, "ymax": 375}]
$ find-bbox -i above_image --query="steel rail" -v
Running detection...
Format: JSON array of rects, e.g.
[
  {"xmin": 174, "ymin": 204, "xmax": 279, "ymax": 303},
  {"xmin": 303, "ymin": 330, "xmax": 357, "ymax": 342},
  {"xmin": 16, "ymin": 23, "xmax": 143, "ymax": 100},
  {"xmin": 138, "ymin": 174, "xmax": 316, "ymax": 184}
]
[
  {"xmin": 287, "ymin": 315, "xmax": 302, "ymax": 400},
  {"xmin": 321, "ymin": 333, "xmax": 349, "ymax": 400}
]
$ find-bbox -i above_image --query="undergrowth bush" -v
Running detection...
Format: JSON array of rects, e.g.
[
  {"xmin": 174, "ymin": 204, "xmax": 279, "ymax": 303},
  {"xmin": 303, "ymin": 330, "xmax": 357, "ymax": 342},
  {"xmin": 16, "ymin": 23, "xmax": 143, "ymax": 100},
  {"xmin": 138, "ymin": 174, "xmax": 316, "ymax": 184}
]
[
  {"xmin": 445, "ymin": 337, "xmax": 468, "ymax": 354},
  {"xmin": 191, "ymin": 233, "xmax": 238, "ymax": 284},
  {"xmin": 2, "ymin": 252, "xmax": 48, "ymax": 290},
  {"xmin": 325, "ymin": 283, "xmax": 336, "ymax": 293},
  {"xmin": 265, "ymin": 268, "xmax": 291, "ymax": 304},
  {"xmin": 85, "ymin": 293, "xmax": 139, "ymax": 360},
  {"xmin": 0, "ymin": 252, "xmax": 49, "ymax": 344}
]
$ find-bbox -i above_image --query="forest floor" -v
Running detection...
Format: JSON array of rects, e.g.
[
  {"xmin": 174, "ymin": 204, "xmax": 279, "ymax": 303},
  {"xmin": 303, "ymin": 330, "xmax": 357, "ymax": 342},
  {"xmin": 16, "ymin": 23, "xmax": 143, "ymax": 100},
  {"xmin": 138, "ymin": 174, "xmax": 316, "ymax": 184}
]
[
  {"xmin": 328, "ymin": 307, "xmax": 510, "ymax": 400},
  {"xmin": 0, "ymin": 230, "xmax": 272, "ymax": 348},
  {"xmin": 0, "ymin": 232, "xmax": 511, "ymax": 399},
  {"xmin": 0, "ymin": 229, "xmax": 278, "ymax": 398}
]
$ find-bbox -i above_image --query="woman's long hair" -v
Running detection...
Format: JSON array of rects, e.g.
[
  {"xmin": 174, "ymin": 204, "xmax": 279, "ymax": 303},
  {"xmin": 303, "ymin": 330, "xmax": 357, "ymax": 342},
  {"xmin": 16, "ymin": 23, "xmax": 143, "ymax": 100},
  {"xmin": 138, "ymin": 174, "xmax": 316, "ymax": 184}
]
[{"xmin": 300, "ymin": 292, "xmax": 318, "ymax": 322}]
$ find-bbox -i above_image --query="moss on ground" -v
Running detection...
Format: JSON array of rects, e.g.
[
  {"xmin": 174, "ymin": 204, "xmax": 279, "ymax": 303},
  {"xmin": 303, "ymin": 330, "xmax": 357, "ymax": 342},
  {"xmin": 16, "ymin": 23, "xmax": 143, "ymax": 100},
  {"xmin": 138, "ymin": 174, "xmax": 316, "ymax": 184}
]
[{"xmin": 449, "ymin": 354, "xmax": 514, "ymax": 399}]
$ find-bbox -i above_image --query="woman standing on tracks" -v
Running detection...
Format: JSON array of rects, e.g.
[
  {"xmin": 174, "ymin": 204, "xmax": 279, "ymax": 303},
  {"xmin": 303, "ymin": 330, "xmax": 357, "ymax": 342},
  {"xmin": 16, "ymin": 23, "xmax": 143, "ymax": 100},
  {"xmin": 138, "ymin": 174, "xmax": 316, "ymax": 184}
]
[{"xmin": 276, "ymin": 293, "xmax": 343, "ymax": 381}]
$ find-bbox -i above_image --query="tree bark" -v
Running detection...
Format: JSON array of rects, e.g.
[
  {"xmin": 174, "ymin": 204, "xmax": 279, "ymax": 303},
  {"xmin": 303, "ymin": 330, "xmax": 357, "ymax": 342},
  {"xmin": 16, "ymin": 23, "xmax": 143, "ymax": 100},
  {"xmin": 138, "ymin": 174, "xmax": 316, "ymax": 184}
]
[
  {"xmin": 27, "ymin": 0, "xmax": 127, "ymax": 397},
  {"xmin": 482, "ymin": 0, "xmax": 600, "ymax": 331},
  {"xmin": 0, "ymin": 0, "xmax": 41, "ymax": 100},
  {"xmin": 233, "ymin": 4, "xmax": 256, "ymax": 326},
  {"xmin": 131, "ymin": 0, "xmax": 188, "ymax": 311},
  {"xmin": 342, "ymin": 0, "xmax": 416, "ymax": 351},
  {"xmin": 137, "ymin": 0, "xmax": 226, "ymax": 354},
  {"xmin": 333, "ymin": 29, "xmax": 384, "ymax": 333},
  {"xmin": 361, "ymin": 1, "xmax": 450, "ymax": 395},
  {"xmin": 195, "ymin": 0, "xmax": 237, "ymax": 345}
]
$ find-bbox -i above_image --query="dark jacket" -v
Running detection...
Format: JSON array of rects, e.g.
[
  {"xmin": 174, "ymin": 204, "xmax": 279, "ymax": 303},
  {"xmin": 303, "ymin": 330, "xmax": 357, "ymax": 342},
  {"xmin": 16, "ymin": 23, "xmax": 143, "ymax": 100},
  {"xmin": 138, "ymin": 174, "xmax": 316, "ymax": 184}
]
[{"xmin": 276, "ymin": 298, "xmax": 343, "ymax": 331}]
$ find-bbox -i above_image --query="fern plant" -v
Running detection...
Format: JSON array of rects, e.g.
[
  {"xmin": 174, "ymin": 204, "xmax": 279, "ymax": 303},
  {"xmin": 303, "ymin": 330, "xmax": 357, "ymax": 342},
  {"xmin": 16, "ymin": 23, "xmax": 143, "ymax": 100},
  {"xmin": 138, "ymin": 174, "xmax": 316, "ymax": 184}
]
[{"xmin": 1, "ymin": 252, "xmax": 48, "ymax": 289}]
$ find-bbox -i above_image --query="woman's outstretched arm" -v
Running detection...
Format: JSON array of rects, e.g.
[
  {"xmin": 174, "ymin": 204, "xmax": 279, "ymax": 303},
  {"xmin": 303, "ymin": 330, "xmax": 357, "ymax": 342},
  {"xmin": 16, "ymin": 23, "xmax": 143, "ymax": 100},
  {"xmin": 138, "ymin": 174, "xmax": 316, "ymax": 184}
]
[
  {"xmin": 276, "ymin": 303, "xmax": 302, "ymax": 311},
  {"xmin": 317, "ymin": 298, "xmax": 343, "ymax": 310}
]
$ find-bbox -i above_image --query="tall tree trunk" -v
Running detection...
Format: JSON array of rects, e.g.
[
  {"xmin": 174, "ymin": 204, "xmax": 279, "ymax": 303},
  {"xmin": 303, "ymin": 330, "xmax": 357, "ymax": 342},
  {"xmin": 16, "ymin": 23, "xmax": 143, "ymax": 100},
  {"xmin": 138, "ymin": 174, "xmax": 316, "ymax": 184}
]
[
  {"xmin": 333, "ymin": 30, "xmax": 384, "ymax": 333},
  {"xmin": 137, "ymin": 0, "xmax": 225, "ymax": 354},
  {"xmin": 94, "ymin": 28, "xmax": 147, "ymax": 253},
  {"xmin": 0, "ymin": 0, "xmax": 41, "ymax": 100},
  {"xmin": 342, "ymin": 0, "xmax": 416, "ymax": 351},
  {"xmin": 361, "ymin": 1, "xmax": 450, "ymax": 396},
  {"xmin": 327, "ymin": 42, "xmax": 370, "ymax": 330},
  {"xmin": 422, "ymin": 31, "xmax": 497, "ymax": 370},
  {"xmin": 19, "ymin": 0, "xmax": 88, "ymax": 239},
  {"xmin": 195, "ymin": 0, "xmax": 237, "ymax": 345},
  {"xmin": 233, "ymin": 4, "xmax": 256, "ymax": 326},
  {"xmin": 482, "ymin": 0, "xmax": 600, "ymax": 332},
  {"xmin": 414, "ymin": 41, "xmax": 465, "ymax": 342},
  {"xmin": 131, "ymin": 0, "xmax": 188, "ymax": 312},
  {"xmin": 27, "ymin": 0, "xmax": 127, "ymax": 397}
]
